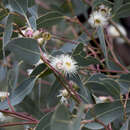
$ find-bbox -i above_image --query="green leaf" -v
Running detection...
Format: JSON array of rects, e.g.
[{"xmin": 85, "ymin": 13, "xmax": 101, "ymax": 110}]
[
  {"xmin": 72, "ymin": 43, "xmax": 84, "ymax": 56},
  {"xmin": 72, "ymin": 104, "xmax": 84, "ymax": 130},
  {"xmin": 6, "ymin": 38, "xmax": 40, "ymax": 65},
  {"xmin": 37, "ymin": 11, "xmax": 63, "ymax": 29},
  {"xmin": 18, "ymin": 96, "xmax": 44, "ymax": 119},
  {"xmin": 50, "ymin": 104, "xmax": 71, "ymax": 130},
  {"xmin": 113, "ymin": 0, "xmax": 123, "ymax": 12},
  {"xmin": 0, "ymin": 8, "xmax": 9, "ymax": 21},
  {"xmin": 97, "ymin": 26, "xmax": 107, "ymax": 58},
  {"xmin": 92, "ymin": 0, "xmax": 113, "ymax": 9},
  {"xmin": 101, "ymin": 78, "xmax": 120, "ymax": 99},
  {"xmin": 73, "ymin": 55, "xmax": 100, "ymax": 67},
  {"xmin": 86, "ymin": 74, "xmax": 120, "ymax": 98},
  {"xmin": 0, "ymin": 77, "xmax": 36, "ymax": 110},
  {"xmin": 3, "ymin": 14, "xmax": 13, "ymax": 47},
  {"xmin": 117, "ymin": 73, "xmax": 130, "ymax": 94},
  {"xmin": 35, "ymin": 112, "xmax": 53, "ymax": 130},
  {"xmin": 30, "ymin": 63, "xmax": 47, "ymax": 77},
  {"xmin": 85, "ymin": 100, "xmax": 130, "ymax": 129},
  {"xmin": 68, "ymin": 74, "xmax": 93, "ymax": 104},
  {"xmin": 8, "ymin": 0, "xmax": 28, "ymax": 15},
  {"xmin": 115, "ymin": 3, "xmax": 130, "ymax": 18}
]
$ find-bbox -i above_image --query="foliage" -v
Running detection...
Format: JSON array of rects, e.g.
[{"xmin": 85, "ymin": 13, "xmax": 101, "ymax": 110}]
[{"xmin": 0, "ymin": 0, "xmax": 130, "ymax": 130}]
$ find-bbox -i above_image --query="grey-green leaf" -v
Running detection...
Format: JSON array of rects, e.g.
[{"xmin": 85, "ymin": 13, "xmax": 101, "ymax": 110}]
[
  {"xmin": 50, "ymin": 104, "xmax": 71, "ymax": 130},
  {"xmin": 36, "ymin": 112, "xmax": 53, "ymax": 130},
  {"xmin": 85, "ymin": 100, "xmax": 130, "ymax": 129},
  {"xmin": 0, "ymin": 77, "xmax": 36, "ymax": 110},
  {"xmin": 37, "ymin": 11, "xmax": 63, "ymax": 29},
  {"xmin": 3, "ymin": 14, "xmax": 13, "ymax": 47},
  {"xmin": 115, "ymin": 3, "xmax": 130, "ymax": 18},
  {"xmin": 6, "ymin": 38, "xmax": 40, "ymax": 65},
  {"xmin": 8, "ymin": 0, "xmax": 28, "ymax": 15}
]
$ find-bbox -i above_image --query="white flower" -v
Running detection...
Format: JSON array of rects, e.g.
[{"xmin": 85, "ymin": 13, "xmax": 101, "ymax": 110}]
[
  {"xmin": 107, "ymin": 24, "xmax": 127, "ymax": 37},
  {"xmin": 98, "ymin": 4, "xmax": 111, "ymax": 17},
  {"xmin": 61, "ymin": 55, "xmax": 78, "ymax": 75},
  {"xmin": 50, "ymin": 56, "xmax": 64, "ymax": 71},
  {"xmin": 57, "ymin": 89, "xmax": 69, "ymax": 104},
  {"xmin": 88, "ymin": 11, "xmax": 108, "ymax": 28},
  {"xmin": 50, "ymin": 55, "xmax": 78, "ymax": 75}
]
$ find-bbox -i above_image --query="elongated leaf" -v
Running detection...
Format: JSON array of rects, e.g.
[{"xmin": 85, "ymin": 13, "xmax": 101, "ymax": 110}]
[
  {"xmin": 85, "ymin": 100, "xmax": 130, "ymax": 129},
  {"xmin": 117, "ymin": 73, "xmax": 130, "ymax": 94},
  {"xmin": 37, "ymin": 11, "xmax": 63, "ymax": 29},
  {"xmin": 36, "ymin": 112, "xmax": 53, "ymax": 130},
  {"xmin": 50, "ymin": 104, "xmax": 71, "ymax": 130},
  {"xmin": 97, "ymin": 26, "xmax": 107, "ymax": 58},
  {"xmin": 8, "ymin": 0, "xmax": 28, "ymax": 15},
  {"xmin": 115, "ymin": 3, "xmax": 130, "ymax": 18},
  {"xmin": 72, "ymin": 43, "xmax": 84, "ymax": 56},
  {"xmin": 102, "ymin": 78, "xmax": 120, "ymax": 99},
  {"xmin": 92, "ymin": 0, "xmax": 113, "ymax": 9},
  {"xmin": 6, "ymin": 38, "xmax": 40, "ymax": 65},
  {"xmin": 0, "ymin": 77, "xmax": 36, "ymax": 110},
  {"xmin": 113, "ymin": 0, "xmax": 123, "ymax": 12},
  {"xmin": 3, "ymin": 14, "xmax": 13, "ymax": 47},
  {"xmin": 73, "ymin": 55, "xmax": 100, "ymax": 67}
]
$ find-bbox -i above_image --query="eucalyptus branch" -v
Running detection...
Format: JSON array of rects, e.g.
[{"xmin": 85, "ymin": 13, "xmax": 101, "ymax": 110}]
[{"xmin": 39, "ymin": 47, "xmax": 82, "ymax": 104}]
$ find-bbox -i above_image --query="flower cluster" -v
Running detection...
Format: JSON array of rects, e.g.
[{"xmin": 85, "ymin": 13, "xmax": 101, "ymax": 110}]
[
  {"xmin": 27, "ymin": 54, "xmax": 78, "ymax": 76},
  {"xmin": 88, "ymin": 4, "xmax": 111, "ymax": 28},
  {"xmin": 50, "ymin": 54, "xmax": 78, "ymax": 76},
  {"xmin": 20, "ymin": 27, "xmax": 51, "ymax": 45}
]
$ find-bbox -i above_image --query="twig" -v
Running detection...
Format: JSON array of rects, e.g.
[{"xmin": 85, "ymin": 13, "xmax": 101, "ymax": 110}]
[
  {"xmin": 105, "ymin": 30, "xmax": 129, "ymax": 73},
  {"xmin": 95, "ymin": 119, "xmax": 109, "ymax": 130},
  {"xmin": 39, "ymin": 47, "xmax": 82, "ymax": 104},
  {"xmin": 124, "ymin": 93, "xmax": 129, "ymax": 120},
  {"xmin": 0, "ymin": 121, "xmax": 37, "ymax": 127}
]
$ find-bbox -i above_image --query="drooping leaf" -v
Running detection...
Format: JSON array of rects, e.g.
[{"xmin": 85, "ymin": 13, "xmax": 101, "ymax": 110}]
[
  {"xmin": 97, "ymin": 26, "xmax": 107, "ymax": 58},
  {"xmin": 117, "ymin": 73, "xmax": 130, "ymax": 94},
  {"xmin": 3, "ymin": 14, "xmax": 13, "ymax": 47},
  {"xmin": 36, "ymin": 112, "xmax": 53, "ymax": 130},
  {"xmin": 92, "ymin": 0, "xmax": 113, "ymax": 9},
  {"xmin": 37, "ymin": 11, "xmax": 63, "ymax": 29},
  {"xmin": 8, "ymin": 0, "xmax": 28, "ymax": 15},
  {"xmin": 85, "ymin": 100, "xmax": 130, "ymax": 129},
  {"xmin": 50, "ymin": 104, "xmax": 71, "ymax": 130},
  {"xmin": 113, "ymin": 0, "xmax": 123, "ymax": 12},
  {"xmin": 6, "ymin": 38, "xmax": 40, "ymax": 65},
  {"xmin": 0, "ymin": 77, "xmax": 36, "ymax": 110},
  {"xmin": 115, "ymin": 3, "xmax": 130, "ymax": 18},
  {"xmin": 74, "ymin": 55, "xmax": 100, "ymax": 67},
  {"xmin": 72, "ymin": 43, "xmax": 84, "ymax": 56}
]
